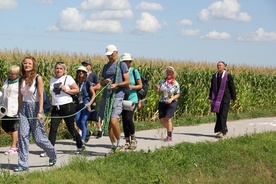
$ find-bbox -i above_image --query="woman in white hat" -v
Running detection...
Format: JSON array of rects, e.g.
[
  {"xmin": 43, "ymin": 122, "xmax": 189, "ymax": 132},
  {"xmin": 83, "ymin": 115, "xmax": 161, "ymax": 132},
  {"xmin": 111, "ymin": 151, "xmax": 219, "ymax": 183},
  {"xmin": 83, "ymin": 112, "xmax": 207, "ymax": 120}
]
[
  {"xmin": 121, "ymin": 53, "xmax": 142, "ymax": 150},
  {"xmin": 74, "ymin": 66, "xmax": 96, "ymax": 144},
  {"xmin": 154, "ymin": 66, "xmax": 180, "ymax": 141}
]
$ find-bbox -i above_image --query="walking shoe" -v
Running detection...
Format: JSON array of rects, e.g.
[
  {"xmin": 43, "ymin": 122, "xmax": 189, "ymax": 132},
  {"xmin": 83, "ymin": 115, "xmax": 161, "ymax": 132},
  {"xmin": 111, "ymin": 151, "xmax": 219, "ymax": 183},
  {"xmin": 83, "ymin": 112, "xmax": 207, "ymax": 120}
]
[
  {"xmin": 85, "ymin": 131, "xmax": 92, "ymax": 143},
  {"xmin": 14, "ymin": 166, "xmax": 29, "ymax": 172},
  {"xmin": 96, "ymin": 131, "xmax": 103, "ymax": 139},
  {"xmin": 40, "ymin": 152, "xmax": 46, "ymax": 157},
  {"xmin": 163, "ymin": 136, "xmax": 172, "ymax": 142},
  {"xmin": 114, "ymin": 146, "xmax": 124, "ymax": 153},
  {"xmin": 216, "ymin": 132, "xmax": 225, "ymax": 138},
  {"xmin": 49, "ymin": 158, "xmax": 57, "ymax": 166},
  {"xmin": 110, "ymin": 146, "xmax": 124, "ymax": 153},
  {"xmin": 75, "ymin": 146, "xmax": 85, "ymax": 154},
  {"xmin": 124, "ymin": 142, "xmax": 131, "ymax": 149},
  {"xmin": 130, "ymin": 140, "xmax": 137, "ymax": 150},
  {"xmin": 4, "ymin": 148, "xmax": 18, "ymax": 155}
]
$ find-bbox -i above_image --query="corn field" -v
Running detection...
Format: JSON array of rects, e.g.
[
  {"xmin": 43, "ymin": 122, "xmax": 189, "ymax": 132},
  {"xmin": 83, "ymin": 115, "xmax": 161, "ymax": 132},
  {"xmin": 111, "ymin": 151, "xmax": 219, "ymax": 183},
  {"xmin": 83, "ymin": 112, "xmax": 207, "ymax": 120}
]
[{"xmin": 0, "ymin": 49, "xmax": 276, "ymax": 122}]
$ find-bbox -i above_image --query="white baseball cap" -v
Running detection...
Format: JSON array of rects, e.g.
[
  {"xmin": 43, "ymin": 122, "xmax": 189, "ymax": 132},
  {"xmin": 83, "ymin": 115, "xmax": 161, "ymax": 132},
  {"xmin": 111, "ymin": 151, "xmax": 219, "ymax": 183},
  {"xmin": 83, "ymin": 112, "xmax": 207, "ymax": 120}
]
[
  {"xmin": 105, "ymin": 44, "xmax": 118, "ymax": 55},
  {"xmin": 120, "ymin": 53, "xmax": 133, "ymax": 61}
]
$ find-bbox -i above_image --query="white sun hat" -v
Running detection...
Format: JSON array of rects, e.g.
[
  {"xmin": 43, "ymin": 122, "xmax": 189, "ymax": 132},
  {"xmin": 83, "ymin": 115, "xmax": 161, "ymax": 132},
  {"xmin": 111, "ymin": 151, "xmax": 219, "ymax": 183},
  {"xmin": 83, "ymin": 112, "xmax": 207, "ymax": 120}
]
[{"xmin": 120, "ymin": 53, "xmax": 133, "ymax": 61}]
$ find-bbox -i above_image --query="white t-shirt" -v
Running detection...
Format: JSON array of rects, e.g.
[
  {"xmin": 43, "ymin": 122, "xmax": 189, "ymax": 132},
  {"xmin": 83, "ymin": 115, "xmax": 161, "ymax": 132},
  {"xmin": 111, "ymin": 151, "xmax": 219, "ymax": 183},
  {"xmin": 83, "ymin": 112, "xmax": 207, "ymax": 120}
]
[
  {"xmin": 1, "ymin": 79, "xmax": 19, "ymax": 117},
  {"xmin": 50, "ymin": 75, "xmax": 75, "ymax": 106}
]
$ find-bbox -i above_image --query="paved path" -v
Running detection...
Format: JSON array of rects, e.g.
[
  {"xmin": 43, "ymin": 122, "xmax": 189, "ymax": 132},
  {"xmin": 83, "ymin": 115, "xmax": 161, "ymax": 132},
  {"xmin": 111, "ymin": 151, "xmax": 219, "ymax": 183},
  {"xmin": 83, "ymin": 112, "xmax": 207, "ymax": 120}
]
[{"xmin": 0, "ymin": 117, "xmax": 275, "ymax": 173}]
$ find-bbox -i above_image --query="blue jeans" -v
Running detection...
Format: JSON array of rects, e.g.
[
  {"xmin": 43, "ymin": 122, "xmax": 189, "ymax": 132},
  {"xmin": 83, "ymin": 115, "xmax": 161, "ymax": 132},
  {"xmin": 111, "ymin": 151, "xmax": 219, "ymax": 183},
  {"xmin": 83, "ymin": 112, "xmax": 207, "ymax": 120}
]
[{"xmin": 75, "ymin": 99, "xmax": 91, "ymax": 141}]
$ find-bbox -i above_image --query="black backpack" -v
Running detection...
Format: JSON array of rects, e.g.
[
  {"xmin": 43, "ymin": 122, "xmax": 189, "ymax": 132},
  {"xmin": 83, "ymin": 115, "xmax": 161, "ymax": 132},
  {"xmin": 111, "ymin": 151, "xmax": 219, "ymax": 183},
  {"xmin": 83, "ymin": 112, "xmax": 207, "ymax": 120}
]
[{"xmin": 133, "ymin": 69, "xmax": 148, "ymax": 100}]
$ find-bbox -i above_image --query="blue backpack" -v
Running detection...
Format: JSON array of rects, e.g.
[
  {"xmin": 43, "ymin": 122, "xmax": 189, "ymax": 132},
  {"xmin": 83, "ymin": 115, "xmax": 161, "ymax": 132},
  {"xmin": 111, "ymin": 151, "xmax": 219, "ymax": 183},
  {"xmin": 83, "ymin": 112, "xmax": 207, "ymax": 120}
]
[{"xmin": 34, "ymin": 75, "xmax": 52, "ymax": 113}]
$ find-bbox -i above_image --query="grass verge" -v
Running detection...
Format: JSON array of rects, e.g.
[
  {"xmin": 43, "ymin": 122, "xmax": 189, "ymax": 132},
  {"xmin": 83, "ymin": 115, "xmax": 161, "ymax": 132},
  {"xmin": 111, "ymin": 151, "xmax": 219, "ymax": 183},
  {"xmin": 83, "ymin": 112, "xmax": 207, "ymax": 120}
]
[{"xmin": 1, "ymin": 131, "xmax": 275, "ymax": 184}]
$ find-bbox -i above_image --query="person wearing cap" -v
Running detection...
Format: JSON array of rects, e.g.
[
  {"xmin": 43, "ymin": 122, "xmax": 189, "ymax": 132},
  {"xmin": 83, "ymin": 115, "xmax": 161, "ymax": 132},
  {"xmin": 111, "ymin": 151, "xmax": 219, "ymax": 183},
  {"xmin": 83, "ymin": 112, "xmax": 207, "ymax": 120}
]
[
  {"xmin": 81, "ymin": 60, "xmax": 92, "ymax": 75},
  {"xmin": 74, "ymin": 66, "xmax": 97, "ymax": 144},
  {"xmin": 99, "ymin": 44, "xmax": 130, "ymax": 152},
  {"xmin": 81, "ymin": 60, "xmax": 103, "ymax": 139},
  {"xmin": 209, "ymin": 61, "xmax": 237, "ymax": 138},
  {"xmin": 120, "ymin": 53, "xmax": 142, "ymax": 150},
  {"xmin": 154, "ymin": 66, "xmax": 180, "ymax": 142}
]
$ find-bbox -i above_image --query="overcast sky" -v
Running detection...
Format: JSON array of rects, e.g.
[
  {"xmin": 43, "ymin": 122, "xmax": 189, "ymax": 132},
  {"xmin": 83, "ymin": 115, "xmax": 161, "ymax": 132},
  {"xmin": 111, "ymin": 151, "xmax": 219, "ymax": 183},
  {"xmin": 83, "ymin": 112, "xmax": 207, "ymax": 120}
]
[{"xmin": 0, "ymin": 0, "xmax": 276, "ymax": 67}]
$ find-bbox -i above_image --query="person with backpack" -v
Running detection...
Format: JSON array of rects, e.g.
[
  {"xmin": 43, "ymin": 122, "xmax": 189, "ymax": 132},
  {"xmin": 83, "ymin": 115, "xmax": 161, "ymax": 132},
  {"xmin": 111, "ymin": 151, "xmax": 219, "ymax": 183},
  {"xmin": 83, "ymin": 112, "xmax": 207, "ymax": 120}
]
[
  {"xmin": 99, "ymin": 44, "xmax": 130, "ymax": 153},
  {"xmin": 154, "ymin": 66, "xmax": 180, "ymax": 142},
  {"xmin": 120, "ymin": 53, "xmax": 143, "ymax": 150},
  {"xmin": 74, "ymin": 66, "xmax": 96, "ymax": 144},
  {"xmin": 82, "ymin": 60, "xmax": 103, "ymax": 139},
  {"xmin": 15, "ymin": 56, "xmax": 57, "ymax": 172},
  {"xmin": 0, "ymin": 65, "xmax": 20, "ymax": 155}
]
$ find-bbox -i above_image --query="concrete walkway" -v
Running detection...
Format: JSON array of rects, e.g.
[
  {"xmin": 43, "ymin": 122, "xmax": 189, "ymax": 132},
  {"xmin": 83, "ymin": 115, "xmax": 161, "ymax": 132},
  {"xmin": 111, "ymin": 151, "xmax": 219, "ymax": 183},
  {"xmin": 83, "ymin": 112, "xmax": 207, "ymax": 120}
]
[{"xmin": 0, "ymin": 117, "xmax": 275, "ymax": 173}]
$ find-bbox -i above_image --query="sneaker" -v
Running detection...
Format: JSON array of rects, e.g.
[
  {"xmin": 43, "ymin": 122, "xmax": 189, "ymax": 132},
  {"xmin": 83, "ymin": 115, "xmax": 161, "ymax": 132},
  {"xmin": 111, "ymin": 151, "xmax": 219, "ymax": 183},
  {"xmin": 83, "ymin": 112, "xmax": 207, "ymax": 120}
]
[
  {"xmin": 124, "ymin": 142, "xmax": 131, "ymax": 149},
  {"xmin": 49, "ymin": 158, "xmax": 57, "ymax": 166},
  {"xmin": 110, "ymin": 146, "xmax": 124, "ymax": 153},
  {"xmin": 96, "ymin": 131, "xmax": 103, "ymax": 139},
  {"xmin": 75, "ymin": 146, "xmax": 85, "ymax": 154},
  {"xmin": 4, "ymin": 148, "xmax": 18, "ymax": 155},
  {"xmin": 130, "ymin": 140, "xmax": 137, "ymax": 150},
  {"xmin": 40, "ymin": 152, "xmax": 46, "ymax": 157},
  {"xmin": 14, "ymin": 166, "xmax": 29, "ymax": 172},
  {"xmin": 164, "ymin": 136, "xmax": 172, "ymax": 142},
  {"xmin": 216, "ymin": 132, "xmax": 225, "ymax": 138},
  {"xmin": 85, "ymin": 131, "xmax": 92, "ymax": 143}
]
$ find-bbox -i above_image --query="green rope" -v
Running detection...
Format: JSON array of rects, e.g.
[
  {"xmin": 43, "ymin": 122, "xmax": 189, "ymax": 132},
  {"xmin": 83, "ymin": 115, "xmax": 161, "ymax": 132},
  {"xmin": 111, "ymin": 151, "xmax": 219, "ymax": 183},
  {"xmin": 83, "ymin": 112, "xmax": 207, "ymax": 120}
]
[
  {"xmin": 102, "ymin": 61, "xmax": 121, "ymax": 134},
  {"xmin": 0, "ymin": 84, "xmax": 108, "ymax": 121}
]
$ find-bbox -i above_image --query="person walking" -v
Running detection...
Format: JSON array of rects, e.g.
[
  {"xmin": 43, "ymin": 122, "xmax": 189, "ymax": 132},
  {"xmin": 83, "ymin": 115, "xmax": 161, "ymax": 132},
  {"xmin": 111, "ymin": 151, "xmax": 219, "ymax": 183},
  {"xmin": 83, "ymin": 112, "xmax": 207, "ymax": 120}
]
[
  {"xmin": 15, "ymin": 56, "xmax": 57, "ymax": 172},
  {"xmin": 48, "ymin": 62, "xmax": 84, "ymax": 154},
  {"xmin": 0, "ymin": 65, "xmax": 20, "ymax": 155},
  {"xmin": 154, "ymin": 66, "xmax": 180, "ymax": 141},
  {"xmin": 121, "ymin": 53, "xmax": 142, "ymax": 150},
  {"xmin": 99, "ymin": 44, "xmax": 130, "ymax": 152},
  {"xmin": 209, "ymin": 61, "xmax": 238, "ymax": 138},
  {"xmin": 81, "ymin": 60, "xmax": 103, "ymax": 139},
  {"xmin": 74, "ymin": 66, "xmax": 96, "ymax": 144}
]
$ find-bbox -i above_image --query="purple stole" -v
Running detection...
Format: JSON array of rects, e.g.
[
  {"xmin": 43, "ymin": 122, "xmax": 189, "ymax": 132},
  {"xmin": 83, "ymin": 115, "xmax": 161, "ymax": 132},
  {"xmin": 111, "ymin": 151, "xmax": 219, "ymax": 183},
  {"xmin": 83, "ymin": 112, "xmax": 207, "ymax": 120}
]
[{"xmin": 211, "ymin": 71, "xmax": 228, "ymax": 113}]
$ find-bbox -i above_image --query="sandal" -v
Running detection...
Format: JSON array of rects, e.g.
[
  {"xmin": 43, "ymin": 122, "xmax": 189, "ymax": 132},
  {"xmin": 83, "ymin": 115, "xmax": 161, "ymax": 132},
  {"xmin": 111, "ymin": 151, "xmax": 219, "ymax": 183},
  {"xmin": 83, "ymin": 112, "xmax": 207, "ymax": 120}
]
[{"xmin": 4, "ymin": 148, "xmax": 18, "ymax": 155}]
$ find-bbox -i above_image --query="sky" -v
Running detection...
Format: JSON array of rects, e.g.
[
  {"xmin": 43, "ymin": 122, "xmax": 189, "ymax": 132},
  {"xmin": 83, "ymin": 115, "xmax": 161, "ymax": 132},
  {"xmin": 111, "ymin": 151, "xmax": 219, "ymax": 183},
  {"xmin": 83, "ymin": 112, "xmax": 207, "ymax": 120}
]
[{"xmin": 0, "ymin": 0, "xmax": 276, "ymax": 67}]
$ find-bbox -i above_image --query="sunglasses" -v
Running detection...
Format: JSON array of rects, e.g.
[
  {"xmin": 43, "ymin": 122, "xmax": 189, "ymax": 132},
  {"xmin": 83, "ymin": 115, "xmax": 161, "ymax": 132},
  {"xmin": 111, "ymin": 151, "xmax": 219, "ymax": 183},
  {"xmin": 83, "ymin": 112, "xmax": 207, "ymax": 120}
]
[
  {"xmin": 77, "ymin": 70, "xmax": 86, "ymax": 73},
  {"xmin": 56, "ymin": 62, "xmax": 65, "ymax": 64}
]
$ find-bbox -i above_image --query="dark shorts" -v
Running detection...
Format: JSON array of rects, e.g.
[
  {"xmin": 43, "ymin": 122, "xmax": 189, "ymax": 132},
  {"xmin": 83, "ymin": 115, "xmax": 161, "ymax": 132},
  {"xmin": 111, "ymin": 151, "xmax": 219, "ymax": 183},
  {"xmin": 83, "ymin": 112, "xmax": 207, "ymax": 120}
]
[
  {"xmin": 1, "ymin": 116, "xmax": 19, "ymax": 133},
  {"xmin": 158, "ymin": 101, "xmax": 177, "ymax": 119},
  {"xmin": 88, "ymin": 110, "xmax": 101, "ymax": 122}
]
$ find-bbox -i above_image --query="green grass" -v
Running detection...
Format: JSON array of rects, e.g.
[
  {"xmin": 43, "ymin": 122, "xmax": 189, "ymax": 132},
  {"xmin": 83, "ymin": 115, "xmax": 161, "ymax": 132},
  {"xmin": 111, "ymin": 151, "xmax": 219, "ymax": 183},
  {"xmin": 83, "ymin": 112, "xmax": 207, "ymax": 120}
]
[{"xmin": 1, "ymin": 131, "xmax": 275, "ymax": 184}]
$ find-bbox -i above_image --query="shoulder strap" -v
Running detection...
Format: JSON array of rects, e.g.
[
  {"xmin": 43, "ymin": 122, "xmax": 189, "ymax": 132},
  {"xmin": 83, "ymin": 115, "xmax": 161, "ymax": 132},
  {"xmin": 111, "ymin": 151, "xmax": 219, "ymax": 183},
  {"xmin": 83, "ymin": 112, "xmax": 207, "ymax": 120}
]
[
  {"xmin": 63, "ymin": 75, "xmax": 67, "ymax": 85},
  {"xmin": 132, "ymin": 68, "xmax": 137, "ymax": 85},
  {"xmin": 33, "ymin": 74, "xmax": 39, "ymax": 95}
]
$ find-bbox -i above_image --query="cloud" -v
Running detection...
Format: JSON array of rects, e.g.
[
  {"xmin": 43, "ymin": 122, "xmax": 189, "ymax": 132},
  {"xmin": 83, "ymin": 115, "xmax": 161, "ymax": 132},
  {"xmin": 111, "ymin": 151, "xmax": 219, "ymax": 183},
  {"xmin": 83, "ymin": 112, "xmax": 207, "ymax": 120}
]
[
  {"xmin": 134, "ymin": 12, "xmax": 161, "ymax": 34},
  {"xmin": 237, "ymin": 28, "xmax": 276, "ymax": 42},
  {"xmin": 135, "ymin": 2, "xmax": 163, "ymax": 11},
  {"xmin": 198, "ymin": 0, "xmax": 252, "ymax": 22},
  {"xmin": 0, "ymin": 0, "xmax": 17, "ymax": 9},
  {"xmin": 79, "ymin": 0, "xmax": 131, "ymax": 10},
  {"xmin": 181, "ymin": 29, "xmax": 200, "ymax": 36},
  {"xmin": 47, "ymin": 7, "xmax": 122, "ymax": 33},
  {"xmin": 89, "ymin": 9, "xmax": 133, "ymax": 20},
  {"xmin": 203, "ymin": 30, "xmax": 231, "ymax": 39},
  {"xmin": 176, "ymin": 19, "xmax": 192, "ymax": 26}
]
